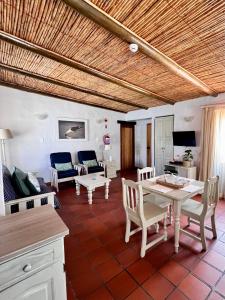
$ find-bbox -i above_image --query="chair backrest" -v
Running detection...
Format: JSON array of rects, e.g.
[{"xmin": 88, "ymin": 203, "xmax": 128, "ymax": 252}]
[
  {"xmin": 50, "ymin": 152, "xmax": 72, "ymax": 168},
  {"xmin": 137, "ymin": 167, "xmax": 155, "ymax": 181},
  {"xmin": 202, "ymin": 176, "xmax": 219, "ymax": 214},
  {"xmin": 122, "ymin": 178, "xmax": 144, "ymax": 222},
  {"xmin": 77, "ymin": 150, "xmax": 97, "ymax": 164}
]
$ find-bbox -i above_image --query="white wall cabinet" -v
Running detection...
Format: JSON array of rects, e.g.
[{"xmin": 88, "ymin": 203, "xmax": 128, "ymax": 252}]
[{"xmin": 155, "ymin": 116, "xmax": 174, "ymax": 175}]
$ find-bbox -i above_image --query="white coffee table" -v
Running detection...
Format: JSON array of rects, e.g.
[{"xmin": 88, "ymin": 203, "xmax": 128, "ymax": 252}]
[{"xmin": 75, "ymin": 174, "xmax": 111, "ymax": 204}]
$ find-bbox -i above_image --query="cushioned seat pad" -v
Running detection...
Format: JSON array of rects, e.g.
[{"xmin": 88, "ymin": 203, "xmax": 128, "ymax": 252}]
[
  {"xmin": 57, "ymin": 168, "xmax": 78, "ymax": 179},
  {"xmin": 181, "ymin": 198, "xmax": 203, "ymax": 217}
]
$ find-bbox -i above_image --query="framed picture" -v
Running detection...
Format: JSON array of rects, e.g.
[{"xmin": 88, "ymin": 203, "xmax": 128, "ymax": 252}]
[{"xmin": 57, "ymin": 118, "xmax": 88, "ymax": 141}]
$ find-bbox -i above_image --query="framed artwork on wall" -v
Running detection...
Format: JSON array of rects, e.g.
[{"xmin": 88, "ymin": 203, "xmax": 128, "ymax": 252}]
[{"xmin": 57, "ymin": 118, "xmax": 88, "ymax": 141}]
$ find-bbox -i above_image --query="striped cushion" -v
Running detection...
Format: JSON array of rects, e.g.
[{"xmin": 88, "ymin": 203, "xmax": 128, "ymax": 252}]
[{"xmin": 2, "ymin": 166, "xmax": 17, "ymax": 202}]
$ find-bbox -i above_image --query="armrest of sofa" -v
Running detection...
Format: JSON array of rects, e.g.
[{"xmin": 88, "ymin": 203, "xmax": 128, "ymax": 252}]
[
  {"xmin": 73, "ymin": 164, "xmax": 82, "ymax": 175},
  {"xmin": 5, "ymin": 192, "xmax": 55, "ymax": 215}
]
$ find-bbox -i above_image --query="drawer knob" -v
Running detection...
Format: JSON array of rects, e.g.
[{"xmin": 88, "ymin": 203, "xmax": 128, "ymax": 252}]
[{"xmin": 23, "ymin": 264, "xmax": 32, "ymax": 272}]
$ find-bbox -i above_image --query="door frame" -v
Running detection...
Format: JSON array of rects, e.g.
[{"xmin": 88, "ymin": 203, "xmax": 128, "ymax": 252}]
[{"xmin": 146, "ymin": 122, "xmax": 152, "ymax": 167}]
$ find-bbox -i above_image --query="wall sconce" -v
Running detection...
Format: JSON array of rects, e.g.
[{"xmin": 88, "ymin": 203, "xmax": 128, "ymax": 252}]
[{"xmin": 183, "ymin": 116, "xmax": 194, "ymax": 123}]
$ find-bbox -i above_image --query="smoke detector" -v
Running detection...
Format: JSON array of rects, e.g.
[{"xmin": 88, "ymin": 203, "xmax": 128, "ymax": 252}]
[{"xmin": 129, "ymin": 43, "xmax": 138, "ymax": 53}]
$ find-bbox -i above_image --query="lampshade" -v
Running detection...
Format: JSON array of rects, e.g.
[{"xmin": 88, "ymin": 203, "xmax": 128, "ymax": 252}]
[{"xmin": 0, "ymin": 129, "xmax": 13, "ymax": 140}]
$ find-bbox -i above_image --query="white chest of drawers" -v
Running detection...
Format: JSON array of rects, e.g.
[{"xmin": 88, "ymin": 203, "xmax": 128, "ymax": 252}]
[
  {"xmin": 0, "ymin": 206, "xmax": 69, "ymax": 300},
  {"xmin": 104, "ymin": 160, "xmax": 117, "ymax": 178}
]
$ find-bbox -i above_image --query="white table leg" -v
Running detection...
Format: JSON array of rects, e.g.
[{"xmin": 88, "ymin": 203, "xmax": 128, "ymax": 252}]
[
  {"xmin": 174, "ymin": 200, "xmax": 181, "ymax": 253},
  {"xmin": 105, "ymin": 182, "xmax": 109, "ymax": 200},
  {"xmin": 76, "ymin": 182, "xmax": 80, "ymax": 196},
  {"xmin": 88, "ymin": 188, "xmax": 93, "ymax": 205}
]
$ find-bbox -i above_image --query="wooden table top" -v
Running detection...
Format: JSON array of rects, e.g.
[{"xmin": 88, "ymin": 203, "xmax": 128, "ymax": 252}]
[
  {"xmin": 138, "ymin": 177, "xmax": 204, "ymax": 201},
  {"xmin": 0, "ymin": 205, "xmax": 69, "ymax": 263}
]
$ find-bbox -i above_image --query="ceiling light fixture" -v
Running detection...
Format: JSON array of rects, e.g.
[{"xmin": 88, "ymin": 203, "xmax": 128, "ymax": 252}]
[{"xmin": 129, "ymin": 43, "xmax": 138, "ymax": 53}]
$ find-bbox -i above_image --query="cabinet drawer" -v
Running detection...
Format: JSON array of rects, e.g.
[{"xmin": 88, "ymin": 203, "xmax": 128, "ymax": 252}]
[{"xmin": 0, "ymin": 239, "xmax": 64, "ymax": 291}]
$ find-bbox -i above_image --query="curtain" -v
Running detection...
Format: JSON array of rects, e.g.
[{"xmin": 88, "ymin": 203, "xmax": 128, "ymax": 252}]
[{"xmin": 199, "ymin": 106, "xmax": 225, "ymax": 197}]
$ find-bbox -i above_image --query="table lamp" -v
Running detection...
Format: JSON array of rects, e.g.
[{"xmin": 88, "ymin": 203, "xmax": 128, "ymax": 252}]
[{"xmin": 0, "ymin": 129, "xmax": 13, "ymax": 165}]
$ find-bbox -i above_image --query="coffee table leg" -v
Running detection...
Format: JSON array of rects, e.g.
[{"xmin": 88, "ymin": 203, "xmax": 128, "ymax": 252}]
[
  {"xmin": 174, "ymin": 200, "xmax": 181, "ymax": 253},
  {"xmin": 105, "ymin": 182, "xmax": 109, "ymax": 200},
  {"xmin": 88, "ymin": 188, "xmax": 93, "ymax": 205},
  {"xmin": 76, "ymin": 182, "xmax": 80, "ymax": 196}
]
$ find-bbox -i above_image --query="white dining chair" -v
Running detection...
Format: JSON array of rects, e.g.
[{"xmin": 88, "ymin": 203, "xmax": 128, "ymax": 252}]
[
  {"xmin": 122, "ymin": 178, "xmax": 168, "ymax": 258},
  {"xmin": 180, "ymin": 176, "xmax": 219, "ymax": 251},
  {"xmin": 137, "ymin": 167, "xmax": 172, "ymax": 224}
]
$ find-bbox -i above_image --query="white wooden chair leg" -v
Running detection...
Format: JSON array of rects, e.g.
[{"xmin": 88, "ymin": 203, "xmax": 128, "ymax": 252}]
[
  {"xmin": 187, "ymin": 217, "xmax": 191, "ymax": 227},
  {"xmin": 211, "ymin": 214, "xmax": 217, "ymax": 239},
  {"xmin": 141, "ymin": 227, "xmax": 147, "ymax": 258},
  {"xmin": 155, "ymin": 223, "xmax": 159, "ymax": 233},
  {"xmin": 125, "ymin": 219, "xmax": 131, "ymax": 243},
  {"xmin": 164, "ymin": 215, "xmax": 168, "ymax": 241},
  {"xmin": 169, "ymin": 205, "xmax": 172, "ymax": 224},
  {"xmin": 200, "ymin": 220, "xmax": 207, "ymax": 251},
  {"xmin": 56, "ymin": 178, "xmax": 59, "ymax": 192}
]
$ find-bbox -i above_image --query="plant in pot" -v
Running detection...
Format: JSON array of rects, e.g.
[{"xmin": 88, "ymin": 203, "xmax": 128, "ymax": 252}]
[{"xmin": 183, "ymin": 149, "xmax": 193, "ymax": 167}]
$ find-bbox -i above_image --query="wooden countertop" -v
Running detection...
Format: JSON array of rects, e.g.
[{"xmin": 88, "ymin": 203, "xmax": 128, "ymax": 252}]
[{"xmin": 0, "ymin": 205, "xmax": 69, "ymax": 263}]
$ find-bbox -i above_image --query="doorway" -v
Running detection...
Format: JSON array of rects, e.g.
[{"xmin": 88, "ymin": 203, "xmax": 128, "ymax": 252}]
[
  {"xmin": 146, "ymin": 123, "xmax": 152, "ymax": 167},
  {"xmin": 120, "ymin": 122, "xmax": 135, "ymax": 171}
]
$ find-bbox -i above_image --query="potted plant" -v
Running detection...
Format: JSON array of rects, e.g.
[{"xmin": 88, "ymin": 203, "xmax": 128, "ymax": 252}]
[{"xmin": 183, "ymin": 149, "xmax": 193, "ymax": 167}]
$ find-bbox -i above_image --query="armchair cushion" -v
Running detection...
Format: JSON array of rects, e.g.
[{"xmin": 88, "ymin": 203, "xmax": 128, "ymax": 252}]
[
  {"xmin": 50, "ymin": 152, "xmax": 72, "ymax": 168},
  {"xmin": 83, "ymin": 159, "xmax": 98, "ymax": 167},
  {"xmin": 55, "ymin": 162, "xmax": 73, "ymax": 171},
  {"xmin": 88, "ymin": 165, "xmax": 104, "ymax": 174},
  {"xmin": 78, "ymin": 150, "xmax": 98, "ymax": 164},
  {"xmin": 57, "ymin": 168, "xmax": 78, "ymax": 179}
]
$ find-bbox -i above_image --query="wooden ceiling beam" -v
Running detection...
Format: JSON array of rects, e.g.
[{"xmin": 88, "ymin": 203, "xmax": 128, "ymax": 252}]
[
  {"xmin": 0, "ymin": 80, "xmax": 127, "ymax": 113},
  {"xmin": 62, "ymin": 0, "xmax": 218, "ymax": 97},
  {"xmin": 0, "ymin": 62, "xmax": 147, "ymax": 110},
  {"xmin": 0, "ymin": 30, "xmax": 174, "ymax": 105}
]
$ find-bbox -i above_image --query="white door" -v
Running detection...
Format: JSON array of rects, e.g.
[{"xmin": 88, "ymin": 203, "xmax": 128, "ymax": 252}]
[
  {"xmin": 0, "ymin": 262, "xmax": 66, "ymax": 300},
  {"xmin": 155, "ymin": 116, "xmax": 174, "ymax": 175}
]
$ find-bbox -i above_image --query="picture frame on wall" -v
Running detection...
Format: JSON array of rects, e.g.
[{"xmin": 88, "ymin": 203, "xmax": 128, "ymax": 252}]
[{"xmin": 57, "ymin": 118, "xmax": 88, "ymax": 141}]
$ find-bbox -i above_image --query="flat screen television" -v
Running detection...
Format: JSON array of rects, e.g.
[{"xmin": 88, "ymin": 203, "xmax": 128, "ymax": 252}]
[{"xmin": 172, "ymin": 131, "xmax": 196, "ymax": 147}]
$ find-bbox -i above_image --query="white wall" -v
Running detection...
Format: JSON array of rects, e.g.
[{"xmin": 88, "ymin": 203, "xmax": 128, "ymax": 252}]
[
  {"xmin": 0, "ymin": 86, "xmax": 125, "ymax": 181},
  {"xmin": 127, "ymin": 92, "xmax": 225, "ymax": 169}
]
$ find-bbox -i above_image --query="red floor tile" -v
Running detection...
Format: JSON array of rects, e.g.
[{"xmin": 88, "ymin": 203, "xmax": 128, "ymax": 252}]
[
  {"xmin": 142, "ymin": 272, "xmax": 175, "ymax": 300},
  {"xmin": 106, "ymin": 271, "xmax": 138, "ymax": 300},
  {"xmin": 192, "ymin": 260, "xmax": 221, "ymax": 286},
  {"xmin": 173, "ymin": 248, "xmax": 201, "ymax": 270},
  {"xmin": 178, "ymin": 274, "xmax": 211, "ymax": 300},
  {"xmin": 208, "ymin": 291, "xmax": 225, "ymax": 300},
  {"xmin": 83, "ymin": 286, "xmax": 113, "ymax": 300},
  {"xmin": 106, "ymin": 238, "xmax": 129, "ymax": 256},
  {"xmin": 116, "ymin": 247, "xmax": 139, "ymax": 268},
  {"xmin": 203, "ymin": 250, "xmax": 225, "ymax": 271},
  {"xmin": 95, "ymin": 257, "xmax": 123, "ymax": 283},
  {"xmin": 87, "ymin": 246, "xmax": 112, "ymax": 268},
  {"xmin": 125, "ymin": 287, "xmax": 152, "ymax": 300},
  {"xmin": 216, "ymin": 274, "xmax": 225, "ymax": 296},
  {"xmin": 159, "ymin": 260, "xmax": 189, "ymax": 286},
  {"xmin": 167, "ymin": 289, "xmax": 188, "ymax": 300},
  {"xmin": 127, "ymin": 259, "xmax": 156, "ymax": 284}
]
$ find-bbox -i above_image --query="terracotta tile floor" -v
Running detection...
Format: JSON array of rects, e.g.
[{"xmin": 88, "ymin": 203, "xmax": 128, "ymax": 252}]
[{"xmin": 57, "ymin": 170, "xmax": 225, "ymax": 300}]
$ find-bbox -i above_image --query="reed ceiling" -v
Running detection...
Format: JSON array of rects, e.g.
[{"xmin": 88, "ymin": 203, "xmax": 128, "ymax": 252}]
[{"xmin": 0, "ymin": 0, "xmax": 225, "ymax": 112}]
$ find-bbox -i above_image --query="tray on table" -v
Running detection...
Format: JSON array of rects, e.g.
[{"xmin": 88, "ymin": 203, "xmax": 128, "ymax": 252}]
[{"xmin": 156, "ymin": 176, "xmax": 190, "ymax": 189}]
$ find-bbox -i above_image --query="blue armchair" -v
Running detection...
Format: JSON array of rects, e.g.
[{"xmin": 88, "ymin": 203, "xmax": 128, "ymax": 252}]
[
  {"xmin": 50, "ymin": 152, "xmax": 79, "ymax": 191},
  {"xmin": 77, "ymin": 150, "xmax": 105, "ymax": 175}
]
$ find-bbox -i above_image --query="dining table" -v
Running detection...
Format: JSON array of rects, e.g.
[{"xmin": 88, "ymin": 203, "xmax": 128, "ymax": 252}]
[{"xmin": 138, "ymin": 176, "xmax": 204, "ymax": 253}]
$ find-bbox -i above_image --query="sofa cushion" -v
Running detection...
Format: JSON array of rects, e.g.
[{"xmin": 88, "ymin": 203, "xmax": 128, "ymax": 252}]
[
  {"xmin": 26, "ymin": 172, "xmax": 41, "ymax": 194},
  {"xmin": 55, "ymin": 162, "xmax": 73, "ymax": 171},
  {"xmin": 12, "ymin": 168, "xmax": 30, "ymax": 197},
  {"xmin": 57, "ymin": 168, "xmax": 78, "ymax": 179},
  {"xmin": 2, "ymin": 165, "xmax": 17, "ymax": 202},
  {"xmin": 88, "ymin": 165, "xmax": 104, "ymax": 174},
  {"xmin": 78, "ymin": 150, "xmax": 97, "ymax": 164}
]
